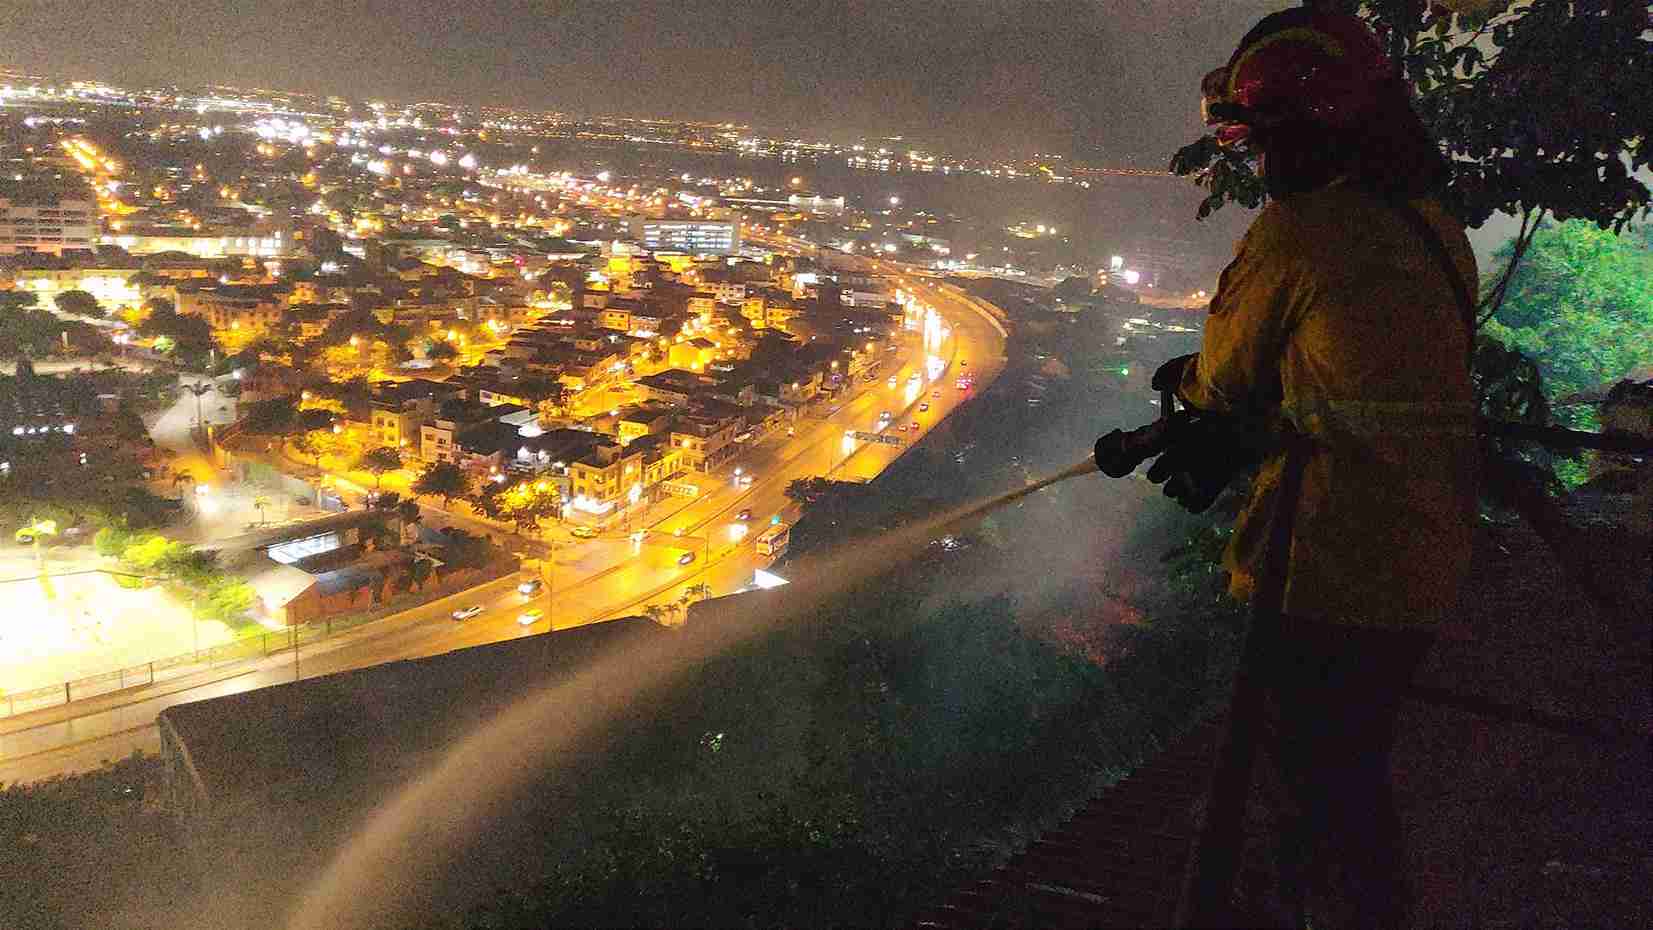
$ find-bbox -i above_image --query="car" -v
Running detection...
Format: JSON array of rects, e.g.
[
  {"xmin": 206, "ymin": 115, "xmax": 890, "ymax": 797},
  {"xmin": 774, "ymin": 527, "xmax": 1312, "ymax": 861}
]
[
  {"xmin": 569, "ymin": 525, "xmax": 597, "ymax": 539},
  {"xmin": 886, "ymin": 375, "xmax": 898, "ymax": 388},
  {"xmin": 932, "ymin": 389, "xmax": 941, "ymax": 397},
  {"xmin": 517, "ymin": 579, "xmax": 543, "ymax": 596},
  {"xmin": 736, "ymin": 473, "xmax": 754, "ymax": 488},
  {"xmin": 736, "ymin": 509, "xmax": 752, "ymax": 521},
  {"xmin": 919, "ymin": 403, "xmax": 930, "ymax": 412},
  {"xmin": 452, "ymin": 605, "xmax": 483, "ymax": 621},
  {"xmin": 673, "ymin": 526, "xmax": 685, "ymax": 537},
  {"xmin": 517, "ymin": 608, "xmax": 543, "ymax": 626},
  {"xmin": 678, "ymin": 551, "xmax": 697, "ymax": 565},
  {"xmin": 878, "ymin": 410, "xmax": 892, "ymax": 422}
]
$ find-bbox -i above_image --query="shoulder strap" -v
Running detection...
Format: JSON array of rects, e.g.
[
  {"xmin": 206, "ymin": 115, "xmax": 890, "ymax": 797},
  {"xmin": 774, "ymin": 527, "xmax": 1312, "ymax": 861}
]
[{"xmin": 1385, "ymin": 198, "xmax": 1477, "ymax": 353}]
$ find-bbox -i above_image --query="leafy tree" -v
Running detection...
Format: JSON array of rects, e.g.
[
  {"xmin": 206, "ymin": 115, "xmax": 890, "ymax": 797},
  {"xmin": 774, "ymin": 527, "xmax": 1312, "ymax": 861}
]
[
  {"xmin": 290, "ymin": 429, "xmax": 324, "ymax": 466},
  {"xmin": 413, "ymin": 460, "xmax": 471, "ymax": 508},
  {"xmin": 137, "ymin": 302, "xmax": 213, "ymax": 367},
  {"xmin": 93, "ymin": 524, "xmax": 135, "ymax": 557},
  {"xmin": 0, "ymin": 306, "xmax": 72, "ymax": 357},
  {"xmin": 198, "ymin": 579, "xmax": 255, "ymax": 624},
  {"xmin": 426, "ymin": 340, "xmax": 459, "ymax": 361},
  {"xmin": 357, "ymin": 446, "xmax": 404, "ymax": 489},
  {"xmin": 53, "ymin": 289, "xmax": 104, "ymax": 318},
  {"xmin": 397, "ymin": 499, "xmax": 422, "ymax": 526},
  {"xmin": 0, "ymin": 290, "xmax": 39, "ymax": 312},
  {"xmin": 240, "ymin": 396, "xmax": 299, "ymax": 435},
  {"xmin": 1480, "ymin": 220, "xmax": 1653, "ymax": 404},
  {"xmin": 472, "ymin": 478, "xmax": 562, "ymax": 535},
  {"xmin": 1172, "ymin": 0, "xmax": 1652, "ymax": 319}
]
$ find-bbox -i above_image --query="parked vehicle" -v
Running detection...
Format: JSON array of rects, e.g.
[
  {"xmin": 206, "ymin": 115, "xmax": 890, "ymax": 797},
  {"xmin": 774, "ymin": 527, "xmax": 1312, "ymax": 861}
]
[
  {"xmin": 452, "ymin": 606, "xmax": 483, "ymax": 621},
  {"xmin": 569, "ymin": 525, "xmax": 597, "ymax": 539}
]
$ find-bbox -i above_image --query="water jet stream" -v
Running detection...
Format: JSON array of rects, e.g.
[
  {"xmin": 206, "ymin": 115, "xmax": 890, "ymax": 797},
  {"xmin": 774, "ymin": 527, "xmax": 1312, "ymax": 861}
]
[{"xmin": 285, "ymin": 456, "xmax": 1103, "ymax": 930}]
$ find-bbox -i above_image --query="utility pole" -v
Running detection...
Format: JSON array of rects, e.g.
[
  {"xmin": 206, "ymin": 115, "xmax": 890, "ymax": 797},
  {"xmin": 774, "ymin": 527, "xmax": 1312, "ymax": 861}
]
[{"xmin": 542, "ymin": 538, "xmax": 556, "ymax": 630}]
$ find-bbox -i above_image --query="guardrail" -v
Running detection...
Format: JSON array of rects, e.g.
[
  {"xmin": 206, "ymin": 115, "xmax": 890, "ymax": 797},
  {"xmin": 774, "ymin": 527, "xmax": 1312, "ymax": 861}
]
[{"xmin": 0, "ymin": 562, "xmax": 517, "ymax": 720}]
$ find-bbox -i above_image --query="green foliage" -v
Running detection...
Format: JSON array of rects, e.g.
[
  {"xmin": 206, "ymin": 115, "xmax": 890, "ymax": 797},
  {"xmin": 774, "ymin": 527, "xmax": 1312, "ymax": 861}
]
[
  {"xmin": 0, "ymin": 305, "xmax": 109, "ymax": 357},
  {"xmin": 357, "ymin": 446, "xmax": 404, "ymax": 487},
  {"xmin": 239, "ymin": 395, "xmax": 298, "ymax": 434},
  {"xmin": 471, "ymin": 478, "xmax": 562, "ymax": 535},
  {"xmin": 459, "ymin": 591, "xmax": 1175, "ymax": 929},
  {"xmin": 197, "ymin": 578, "xmax": 255, "ymax": 624},
  {"xmin": 413, "ymin": 460, "xmax": 471, "ymax": 505},
  {"xmin": 119, "ymin": 534, "xmax": 193, "ymax": 573},
  {"xmin": 52, "ymin": 289, "xmax": 103, "ymax": 318},
  {"xmin": 137, "ymin": 302, "xmax": 212, "ymax": 367},
  {"xmin": 93, "ymin": 524, "xmax": 134, "ymax": 557},
  {"xmin": 1172, "ymin": 2, "xmax": 1652, "ymax": 233},
  {"xmin": 397, "ymin": 499, "xmax": 422, "ymax": 525},
  {"xmin": 426, "ymin": 339, "xmax": 459, "ymax": 361},
  {"xmin": 1480, "ymin": 220, "xmax": 1653, "ymax": 401},
  {"xmin": 0, "ymin": 289, "xmax": 39, "ymax": 312}
]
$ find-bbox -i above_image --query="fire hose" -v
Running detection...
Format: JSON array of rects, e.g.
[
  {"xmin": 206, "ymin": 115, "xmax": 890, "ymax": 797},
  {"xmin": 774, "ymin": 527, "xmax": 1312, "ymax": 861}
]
[{"xmin": 1092, "ymin": 388, "xmax": 1650, "ymax": 927}]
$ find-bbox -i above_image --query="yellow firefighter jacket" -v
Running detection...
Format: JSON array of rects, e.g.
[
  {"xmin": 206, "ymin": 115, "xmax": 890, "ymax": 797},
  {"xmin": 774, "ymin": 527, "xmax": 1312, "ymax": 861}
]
[{"xmin": 1177, "ymin": 180, "xmax": 1479, "ymax": 629}]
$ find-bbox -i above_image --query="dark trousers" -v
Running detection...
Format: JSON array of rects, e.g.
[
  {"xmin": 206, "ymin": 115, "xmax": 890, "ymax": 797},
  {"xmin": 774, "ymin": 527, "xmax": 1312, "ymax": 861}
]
[{"xmin": 1245, "ymin": 615, "xmax": 1435, "ymax": 930}]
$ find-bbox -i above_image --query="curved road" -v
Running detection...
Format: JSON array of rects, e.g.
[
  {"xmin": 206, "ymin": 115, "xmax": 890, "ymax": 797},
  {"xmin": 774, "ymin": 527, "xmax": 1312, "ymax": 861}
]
[{"xmin": 0, "ymin": 255, "xmax": 1008, "ymax": 785}]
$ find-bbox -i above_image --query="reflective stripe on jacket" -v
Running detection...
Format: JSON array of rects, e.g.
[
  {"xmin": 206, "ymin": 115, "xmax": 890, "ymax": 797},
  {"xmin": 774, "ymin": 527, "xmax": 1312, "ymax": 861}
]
[{"xmin": 1177, "ymin": 182, "xmax": 1479, "ymax": 629}]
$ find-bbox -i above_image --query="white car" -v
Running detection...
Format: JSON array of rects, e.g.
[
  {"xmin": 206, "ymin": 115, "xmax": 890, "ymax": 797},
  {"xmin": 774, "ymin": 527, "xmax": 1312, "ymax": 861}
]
[
  {"xmin": 451, "ymin": 605, "xmax": 483, "ymax": 621},
  {"xmin": 517, "ymin": 608, "xmax": 544, "ymax": 626}
]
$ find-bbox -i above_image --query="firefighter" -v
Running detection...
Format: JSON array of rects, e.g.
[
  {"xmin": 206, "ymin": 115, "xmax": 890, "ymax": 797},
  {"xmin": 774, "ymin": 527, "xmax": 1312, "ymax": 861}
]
[{"xmin": 1154, "ymin": 9, "xmax": 1479, "ymax": 927}]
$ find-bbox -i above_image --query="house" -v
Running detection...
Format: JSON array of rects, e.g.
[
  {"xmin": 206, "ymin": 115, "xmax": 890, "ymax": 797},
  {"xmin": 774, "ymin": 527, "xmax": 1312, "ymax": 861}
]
[
  {"xmin": 669, "ymin": 411, "xmax": 745, "ymax": 473},
  {"xmin": 635, "ymin": 369, "xmax": 714, "ymax": 406},
  {"xmin": 205, "ymin": 510, "xmax": 411, "ymax": 627},
  {"xmin": 568, "ymin": 438, "xmax": 645, "ymax": 514},
  {"xmin": 615, "ymin": 401, "xmax": 676, "ymax": 446},
  {"xmin": 176, "ymin": 284, "xmax": 287, "ymax": 332},
  {"xmin": 419, "ymin": 399, "xmax": 520, "ymax": 464},
  {"xmin": 368, "ymin": 379, "xmax": 460, "ymax": 450}
]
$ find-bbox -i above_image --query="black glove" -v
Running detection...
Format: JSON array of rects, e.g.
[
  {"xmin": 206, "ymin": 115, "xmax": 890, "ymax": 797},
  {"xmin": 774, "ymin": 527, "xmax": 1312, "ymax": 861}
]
[
  {"xmin": 1144, "ymin": 415, "xmax": 1252, "ymax": 514},
  {"xmin": 1151, "ymin": 353, "xmax": 1198, "ymax": 394}
]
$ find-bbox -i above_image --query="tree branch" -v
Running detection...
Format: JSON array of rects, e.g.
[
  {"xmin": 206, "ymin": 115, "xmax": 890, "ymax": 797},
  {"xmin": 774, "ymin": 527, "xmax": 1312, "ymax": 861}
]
[{"xmin": 1476, "ymin": 205, "xmax": 1542, "ymax": 328}]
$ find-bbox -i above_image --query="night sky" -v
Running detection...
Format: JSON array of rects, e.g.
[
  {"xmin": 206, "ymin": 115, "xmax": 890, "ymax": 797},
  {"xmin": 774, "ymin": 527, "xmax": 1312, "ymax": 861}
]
[{"xmin": 2, "ymin": 1, "xmax": 1289, "ymax": 163}]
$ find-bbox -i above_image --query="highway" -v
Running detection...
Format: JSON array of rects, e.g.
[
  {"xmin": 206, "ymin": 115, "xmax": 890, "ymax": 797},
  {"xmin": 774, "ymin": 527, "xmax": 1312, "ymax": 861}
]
[{"xmin": 0, "ymin": 251, "xmax": 1008, "ymax": 786}]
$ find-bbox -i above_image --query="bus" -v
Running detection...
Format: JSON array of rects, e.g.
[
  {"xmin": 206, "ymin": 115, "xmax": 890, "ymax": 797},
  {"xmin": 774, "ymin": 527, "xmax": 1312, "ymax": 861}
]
[{"xmin": 754, "ymin": 522, "xmax": 791, "ymax": 558}]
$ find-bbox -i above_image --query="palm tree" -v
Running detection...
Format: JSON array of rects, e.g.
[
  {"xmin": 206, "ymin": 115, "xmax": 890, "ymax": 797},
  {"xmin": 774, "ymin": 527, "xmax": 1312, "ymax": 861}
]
[
  {"xmin": 252, "ymin": 495, "xmax": 270, "ymax": 526},
  {"xmin": 642, "ymin": 604, "xmax": 670, "ymax": 626},
  {"xmin": 180, "ymin": 381, "xmax": 214, "ymax": 430}
]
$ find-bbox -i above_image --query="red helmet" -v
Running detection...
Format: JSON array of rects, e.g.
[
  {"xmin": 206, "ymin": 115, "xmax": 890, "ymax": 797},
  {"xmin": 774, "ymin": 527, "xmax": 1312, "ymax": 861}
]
[{"xmin": 1203, "ymin": 10, "xmax": 1401, "ymax": 147}]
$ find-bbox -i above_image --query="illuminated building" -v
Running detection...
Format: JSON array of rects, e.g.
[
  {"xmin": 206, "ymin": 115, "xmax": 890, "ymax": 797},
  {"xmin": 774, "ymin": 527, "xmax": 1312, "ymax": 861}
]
[
  {"xmin": 0, "ymin": 190, "xmax": 95, "ymax": 255},
  {"xmin": 101, "ymin": 229, "xmax": 290, "ymax": 259},
  {"xmin": 628, "ymin": 218, "xmax": 741, "ymax": 256}
]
